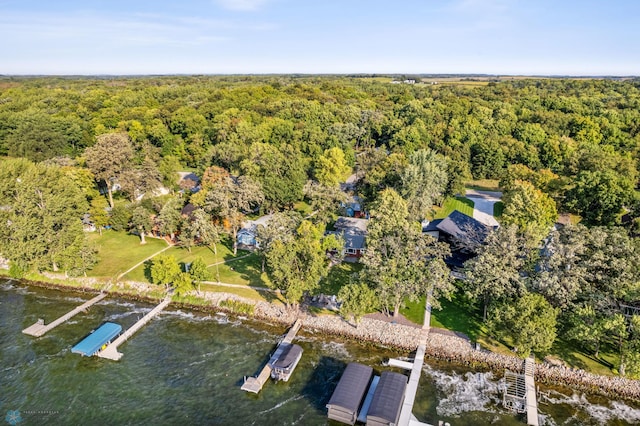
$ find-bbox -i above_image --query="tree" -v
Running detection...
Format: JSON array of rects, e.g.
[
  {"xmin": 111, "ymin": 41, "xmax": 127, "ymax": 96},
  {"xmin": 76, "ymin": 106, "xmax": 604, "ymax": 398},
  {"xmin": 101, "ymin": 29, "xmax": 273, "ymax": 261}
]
[
  {"xmin": 202, "ymin": 174, "xmax": 264, "ymax": 254},
  {"xmin": 0, "ymin": 159, "xmax": 91, "ymax": 273},
  {"xmin": 109, "ymin": 204, "xmax": 132, "ymax": 231},
  {"xmin": 264, "ymin": 221, "xmax": 338, "ymax": 308},
  {"xmin": 303, "ymin": 181, "xmax": 347, "ymax": 224},
  {"xmin": 130, "ymin": 206, "xmax": 153, "ymax": 244},
  {"xmin": 157, "ymin": 197, "xmax": 183, "ymax": 241},
  {"xmin": 565, "ymin": 169, "xmax": 634, "ymax": 226},
  {"xmin": 188, "ymin": 257, "xmax": 211, "ymax": 293},
  {"xmin": 173, "ymin": 272, "xmax": 195, "ymax": 297},
  {"xmin": 314, "ymin": 147, "xmax": 351, "ymax": 187},
  {"xmin": 241, "ymin": 143, "xmax": 306, "ymax": 210},
  {"xmin": 255, "ymin": 211, "xmax": 301, "ymax": 272},
  {"xmin": 118, "ymin": 156, "xmax": 162, "ymax": 202},
  {"xmin": 338, "ymin": 282, "xmax": 378, "ymax": 324},
  {"xmin": 6, "ymin": 112, "xmax": 68, "ymax": 162},
  {"xmin": 488, "ymin": 292, "xmax": 559, "ymax": 356},
  {"xmin": 361, "ymin": 188, "xmax": 454, "ymax": 317},
  {"xmin": 464, "ymin": 225, "xmax": 528, "ymax": 320},
  {"xmin": 150, "ymin": 254, "xmax": 181, "ymax": 290},
  {"xmin": 89, "ymin": 196, "xmax": 110, "ymax": 235},
  {"xmin": 85, "ymin": 133, "xmax": 134, "ymax": 208},
  {"xmin": 400, "ymin": 149, "xmax": 448, "ymax": 220},
  {"xmin": 501, "ymin": 180, "xmax": 557, "ymax": 243}
]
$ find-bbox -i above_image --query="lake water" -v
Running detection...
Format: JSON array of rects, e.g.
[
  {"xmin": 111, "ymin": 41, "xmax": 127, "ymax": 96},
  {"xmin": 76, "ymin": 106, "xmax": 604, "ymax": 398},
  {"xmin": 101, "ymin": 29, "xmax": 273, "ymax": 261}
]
[{"xmin": 1, "ymin": 280, "xmax": 640, "ymax": 425}]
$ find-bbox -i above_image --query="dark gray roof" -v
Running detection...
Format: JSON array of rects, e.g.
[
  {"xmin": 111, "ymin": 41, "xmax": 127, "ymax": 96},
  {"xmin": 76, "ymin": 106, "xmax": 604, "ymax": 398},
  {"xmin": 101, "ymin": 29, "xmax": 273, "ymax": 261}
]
[
  {"xmin": 334, "ymin": 217, "xmax": 368, "ymax": 235},
  {"xmin": 367, "ymin": 371, "xmax": 407, "ymax": 424},
  {"xmin": 422, "ymin": 218, "xmax": 443, "ymax": 233},
  {"xmin": 327, "ymin": 363, "xmax": 373, "ymax": 413},
  {"xmin": 436, "ymin": 210, "xmax": 489, "ymax": 244},
  {"xmin": 344, "ymin": 234, "xmax": 366, "ymax": 250},
  {"xmin": 272, "ymin": 343, "xmax": 302, "ymax": 370}
]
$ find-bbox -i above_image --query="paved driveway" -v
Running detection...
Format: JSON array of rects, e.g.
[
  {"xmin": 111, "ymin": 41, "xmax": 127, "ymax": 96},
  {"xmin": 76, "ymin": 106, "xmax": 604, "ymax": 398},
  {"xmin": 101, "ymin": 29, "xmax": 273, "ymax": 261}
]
[{"xmin": 465, "ymin": 190, "xmax": 502, "ymax": 227}]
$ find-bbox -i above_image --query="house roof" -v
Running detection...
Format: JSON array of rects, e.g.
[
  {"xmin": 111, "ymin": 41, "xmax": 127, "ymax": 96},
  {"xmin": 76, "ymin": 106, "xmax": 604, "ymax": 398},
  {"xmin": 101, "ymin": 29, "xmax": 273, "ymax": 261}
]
[
  {"xmin": 272, "ymin": 343, "xmax": 303, "ymax": 369},
  {"xmin": 240, "ymin": 214, "xmax": 273, "ymax": 235},
  {"xmin": 334, "ymin": 217, "xmax": 368, "ymax": 235},
  {"xmin": 181, "ymin": 203, "xmax": 197, "ymax": 217},
  {"xmin": 327, "ymin": 362, "xmax": 373, "ymax": 414},
  {"xmin": 436, "ymin": 210, "xmax": 489, "ymax": 244},
  {"xmin": 367, "ymin": 371, "xmax": 407, "ymax": 424}
]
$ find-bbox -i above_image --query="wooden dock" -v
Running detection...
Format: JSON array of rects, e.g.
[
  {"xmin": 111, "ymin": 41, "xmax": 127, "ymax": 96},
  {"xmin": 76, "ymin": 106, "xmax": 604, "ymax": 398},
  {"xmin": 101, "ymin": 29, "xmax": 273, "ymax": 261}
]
[
  {"xmin": 524, "ymin": 357, "xmax": 539, "ymax": 426},
  {"xmin": 97, "ymin": 296, "xmax": 171, "ymax": 361},
  {"xmin": 22, "ymin": 293, "xmax": 107, "ymax": 337},
  {"xmin": 241, "ymin": 319, "xmax": 302, "ymax": 393}
]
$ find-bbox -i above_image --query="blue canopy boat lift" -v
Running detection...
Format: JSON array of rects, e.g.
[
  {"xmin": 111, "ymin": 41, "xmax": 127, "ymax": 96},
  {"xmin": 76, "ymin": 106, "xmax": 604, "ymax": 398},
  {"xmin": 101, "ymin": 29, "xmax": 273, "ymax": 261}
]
[{"xmin": 71, "ymin": 322, "xmax": 122, "ymax": 357}]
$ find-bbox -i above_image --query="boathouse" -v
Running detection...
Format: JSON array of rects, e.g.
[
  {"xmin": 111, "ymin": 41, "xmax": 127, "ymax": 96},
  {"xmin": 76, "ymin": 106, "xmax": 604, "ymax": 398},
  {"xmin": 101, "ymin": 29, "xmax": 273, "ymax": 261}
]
[
  {"xmin": 271, "ymin": 343, "xmax": 303, "ymax": 382},
  {"xmin": 366, "ymin": 371, "xmax": 407, "ymax": 426},
  {"xmin": 71, "ymin": 322, "xmax": 122, "ymax": 357},
  {"xmin": 326, "ymin": 362, "xmax": 373, "ymax": 425}
]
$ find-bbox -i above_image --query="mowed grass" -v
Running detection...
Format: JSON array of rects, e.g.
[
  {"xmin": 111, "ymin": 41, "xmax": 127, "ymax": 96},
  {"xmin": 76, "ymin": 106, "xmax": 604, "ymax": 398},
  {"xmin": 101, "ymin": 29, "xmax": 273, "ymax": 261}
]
[
  {"xmin": 214, "ymin": 253, "xmax": 267, "ymax": 287},
  {"xmin": 317, "ymin": 262, "xmax": 363, "ymax": 295},
  {"xmin": 87, "ymin": 230, "xmax": 168, "ymax": 279},
  {"xmin": 123, "ymin": 237, "xmax": 256, "ymax": 284},
  {"xmin": 432, "ymin": 196, "xmax": 475, "ymax": 219}
]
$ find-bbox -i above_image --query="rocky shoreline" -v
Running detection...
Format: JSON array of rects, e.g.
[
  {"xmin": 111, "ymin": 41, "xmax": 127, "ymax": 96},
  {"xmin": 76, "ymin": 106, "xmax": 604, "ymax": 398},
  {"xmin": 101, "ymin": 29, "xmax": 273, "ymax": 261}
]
[{"xmin": 10, "ymin": 276, "xmax": 640, "ymax": 403}]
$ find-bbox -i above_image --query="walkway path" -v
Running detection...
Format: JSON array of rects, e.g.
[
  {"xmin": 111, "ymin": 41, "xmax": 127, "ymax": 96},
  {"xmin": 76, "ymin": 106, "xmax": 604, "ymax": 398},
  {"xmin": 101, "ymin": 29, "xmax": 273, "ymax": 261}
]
[
  {"xmin": 116, "ymin": 244, "xmax": 173, "ymax": 280},
  {"xmin": 465, "ymin": 189, "xmax": 502, "ymax": 227}
]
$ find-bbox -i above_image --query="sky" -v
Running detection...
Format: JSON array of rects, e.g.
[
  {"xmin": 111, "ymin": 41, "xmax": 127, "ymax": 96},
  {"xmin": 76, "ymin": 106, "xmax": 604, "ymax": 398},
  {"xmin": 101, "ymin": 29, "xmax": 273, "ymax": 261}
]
[{"xmin": 0, "ymin": 0, "xmax": 639, "ymax": 75}]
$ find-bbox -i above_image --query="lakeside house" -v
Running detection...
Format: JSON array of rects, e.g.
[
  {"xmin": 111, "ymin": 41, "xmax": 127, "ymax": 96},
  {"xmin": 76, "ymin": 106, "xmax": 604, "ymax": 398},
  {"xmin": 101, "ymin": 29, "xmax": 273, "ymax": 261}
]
[
  {"xmin": 236, "ymin": 214, "xmax": 273, "ymax": 250},
  {"xmin": 329, "ymin": 216, "xmax": 368, "ymax": 260},
  {"xmin": 423, "ymin": 210, "xmax": 492, "ymax": 268}
]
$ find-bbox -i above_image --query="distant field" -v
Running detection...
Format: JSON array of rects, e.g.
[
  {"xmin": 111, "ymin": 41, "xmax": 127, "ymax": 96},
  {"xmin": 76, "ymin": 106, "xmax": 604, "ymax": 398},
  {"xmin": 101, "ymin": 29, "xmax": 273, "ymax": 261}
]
[{"xmin": 466, "ymin": 179, "xmax": 501, "ymax": 192}]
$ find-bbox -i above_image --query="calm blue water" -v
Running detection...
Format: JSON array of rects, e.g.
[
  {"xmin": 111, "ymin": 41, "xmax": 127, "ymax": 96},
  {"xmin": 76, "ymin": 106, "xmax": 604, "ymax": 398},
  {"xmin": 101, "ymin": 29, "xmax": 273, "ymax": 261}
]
[{"xmin": 1, "ymin": 281, "xmax": 639, "ymax": 425}]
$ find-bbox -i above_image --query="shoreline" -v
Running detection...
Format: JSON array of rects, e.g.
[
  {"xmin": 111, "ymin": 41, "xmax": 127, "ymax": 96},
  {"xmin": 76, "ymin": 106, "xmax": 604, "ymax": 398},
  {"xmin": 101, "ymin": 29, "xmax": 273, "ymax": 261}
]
[{"xmin": 9, "ymin": 275, "xmax": 640, "ymax": 403}]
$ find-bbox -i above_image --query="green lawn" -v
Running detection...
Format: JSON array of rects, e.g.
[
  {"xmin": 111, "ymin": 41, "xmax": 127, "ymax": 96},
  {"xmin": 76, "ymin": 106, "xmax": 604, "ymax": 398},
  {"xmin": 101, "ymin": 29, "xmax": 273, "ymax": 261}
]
[
  {"xmin": 294, "ymin": 200, "xmax": 313, "ymax": 216},
  {"xmin": 432, "ymin": 196, "xmax": 475, "ymax": 220},
  {"xmin": 123, "ymin": 236, "xmax": 255, "ymax": 284},
  {"xmin": 316, "ymin": 262, "xmax": 363, "ymax": 295},
  {"xmin": 213, "ymin": 253, "xmax": 267, "ymax": 287},
  {"xmin": 87, "ymin": 230, "xmax": 168, "ymax": 279}
]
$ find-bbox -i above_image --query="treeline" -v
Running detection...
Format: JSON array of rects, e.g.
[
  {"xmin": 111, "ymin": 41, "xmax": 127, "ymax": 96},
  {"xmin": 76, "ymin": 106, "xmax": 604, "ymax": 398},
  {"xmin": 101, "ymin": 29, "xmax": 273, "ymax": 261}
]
[{"xmin": 0, "ymin": 76, "xmax": 639, "ymax": 223}]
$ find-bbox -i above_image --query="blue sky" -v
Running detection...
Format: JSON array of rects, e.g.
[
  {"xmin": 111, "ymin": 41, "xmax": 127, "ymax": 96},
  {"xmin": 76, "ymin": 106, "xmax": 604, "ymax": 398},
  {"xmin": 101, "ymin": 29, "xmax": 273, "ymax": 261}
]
[{"xmin": 1, "ymin": 0, "xmax": 638, "ymax": 75}]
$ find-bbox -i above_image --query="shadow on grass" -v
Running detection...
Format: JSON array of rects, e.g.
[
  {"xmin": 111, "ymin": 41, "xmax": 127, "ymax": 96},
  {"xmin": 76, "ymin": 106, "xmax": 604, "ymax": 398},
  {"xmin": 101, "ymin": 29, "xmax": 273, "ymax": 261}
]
[
  {"xmin": 431, "ymin": 292, "xmax": 484, "ymax": 341},
  {"xmin": 143, "ymin": 260, "xmax": 153, "ymax": 282}
]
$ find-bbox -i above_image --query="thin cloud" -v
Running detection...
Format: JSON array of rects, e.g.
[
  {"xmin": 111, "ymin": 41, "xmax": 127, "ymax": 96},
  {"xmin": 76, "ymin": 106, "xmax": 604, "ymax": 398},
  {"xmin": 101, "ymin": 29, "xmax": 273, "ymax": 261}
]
[{"xmin": 214, "ymin": 0, "xmax": 270, "ymax": 12}]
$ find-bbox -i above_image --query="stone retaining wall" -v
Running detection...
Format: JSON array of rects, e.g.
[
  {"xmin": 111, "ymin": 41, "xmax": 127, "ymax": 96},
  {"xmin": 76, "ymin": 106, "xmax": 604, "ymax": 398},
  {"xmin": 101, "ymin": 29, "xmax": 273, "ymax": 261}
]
[{"xmin": 13, "ymin": 277, "xmax": 640, "ymax": 402}]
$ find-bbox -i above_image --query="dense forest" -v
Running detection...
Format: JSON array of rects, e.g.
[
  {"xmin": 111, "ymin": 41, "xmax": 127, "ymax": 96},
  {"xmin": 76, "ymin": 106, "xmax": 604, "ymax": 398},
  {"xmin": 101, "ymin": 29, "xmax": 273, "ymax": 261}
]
[{"xmin": 1, "ymin": 76, "xmax": 639, "ymax": 375}]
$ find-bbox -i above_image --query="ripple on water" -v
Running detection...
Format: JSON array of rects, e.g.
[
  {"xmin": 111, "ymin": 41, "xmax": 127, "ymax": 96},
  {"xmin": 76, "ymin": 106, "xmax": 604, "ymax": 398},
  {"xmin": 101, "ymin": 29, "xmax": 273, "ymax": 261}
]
[
  {"xmin": 543, "ymin": 390, "xmax": 640, "ymax": 424},
  {"xmin": 423, "ymin": 364, "xmax": 503, "ymax": 417}
]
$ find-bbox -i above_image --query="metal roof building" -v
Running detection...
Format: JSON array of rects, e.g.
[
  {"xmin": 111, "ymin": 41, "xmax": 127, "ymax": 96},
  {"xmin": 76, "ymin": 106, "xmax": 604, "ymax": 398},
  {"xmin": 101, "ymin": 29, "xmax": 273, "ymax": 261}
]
[
  {"xmin": 71, "ymin": 322, "xmax": 122, "ymax": 357},
  {"xmin": 326, "ymin": 362, "xmax": 373, "ymax": 425},
  {"xmin": 366, "ymin": 371, "xmax": 407, "ymax": 426}
]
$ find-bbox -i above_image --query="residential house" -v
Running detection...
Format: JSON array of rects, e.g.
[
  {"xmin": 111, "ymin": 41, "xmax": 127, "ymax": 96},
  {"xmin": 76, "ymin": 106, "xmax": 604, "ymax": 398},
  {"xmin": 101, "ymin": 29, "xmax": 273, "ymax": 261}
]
[
  {"xmin": 423, "ymin": 210, "xmax": 492, "ymax": 268},
  {"xmin": 330, "ymin": 216, "xmax": 368, "ymax": 260},
  {"xmin": 236, "ymin": 215, "xmax": 273, "ymax": 250}
]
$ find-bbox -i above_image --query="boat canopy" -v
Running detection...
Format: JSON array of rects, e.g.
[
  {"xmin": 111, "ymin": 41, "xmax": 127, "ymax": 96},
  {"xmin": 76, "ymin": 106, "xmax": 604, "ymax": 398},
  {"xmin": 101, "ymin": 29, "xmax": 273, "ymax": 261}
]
[{"xmin": 71, "ymin": 322, "xmax": 122, "ymax": 356}]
